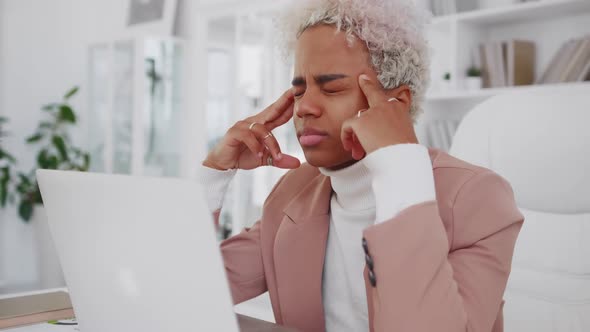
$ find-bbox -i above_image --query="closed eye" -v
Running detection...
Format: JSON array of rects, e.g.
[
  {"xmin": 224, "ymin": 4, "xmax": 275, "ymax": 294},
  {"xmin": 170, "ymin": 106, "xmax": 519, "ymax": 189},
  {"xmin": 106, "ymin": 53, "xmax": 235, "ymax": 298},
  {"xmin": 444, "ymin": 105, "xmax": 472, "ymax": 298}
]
[
  {"xmin": 293, "ymin": 90, "xmax": 305, "ymax": 98},
  {"xmin": 323, "ymin": 88, "xmax": 346, "ymax": 95}
]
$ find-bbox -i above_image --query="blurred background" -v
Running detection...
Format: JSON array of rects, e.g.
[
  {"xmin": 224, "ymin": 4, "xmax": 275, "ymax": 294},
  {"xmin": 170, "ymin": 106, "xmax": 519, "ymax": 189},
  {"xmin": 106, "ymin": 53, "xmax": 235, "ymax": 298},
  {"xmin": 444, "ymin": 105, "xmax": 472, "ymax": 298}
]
[{"xmin": 0, "ymin": 0, "xmax": 589, "ymax": 329}]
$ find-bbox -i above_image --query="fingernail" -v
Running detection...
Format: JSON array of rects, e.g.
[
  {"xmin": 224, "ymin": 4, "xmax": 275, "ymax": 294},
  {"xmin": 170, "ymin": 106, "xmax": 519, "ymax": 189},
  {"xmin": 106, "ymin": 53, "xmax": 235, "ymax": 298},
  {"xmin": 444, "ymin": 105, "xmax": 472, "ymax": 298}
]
[
  {"xmin": 258, "ymin": 152, "xmax": 263, "ymax": 158},
  {"xmin": 277, "ymin": 153, "xmax": 283, "ymax": 160},
  {"xmin": 360, "ymin": 74, "xmax": 370, "ymax": 81}
]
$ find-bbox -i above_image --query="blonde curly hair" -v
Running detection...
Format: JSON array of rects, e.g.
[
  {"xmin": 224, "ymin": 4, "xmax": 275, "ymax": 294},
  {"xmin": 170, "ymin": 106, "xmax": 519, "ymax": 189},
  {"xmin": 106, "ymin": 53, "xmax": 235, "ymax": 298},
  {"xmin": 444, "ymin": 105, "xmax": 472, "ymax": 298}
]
[{"xmin": 276, "ymin": 0, "xmax": 431, "ymax": 120}]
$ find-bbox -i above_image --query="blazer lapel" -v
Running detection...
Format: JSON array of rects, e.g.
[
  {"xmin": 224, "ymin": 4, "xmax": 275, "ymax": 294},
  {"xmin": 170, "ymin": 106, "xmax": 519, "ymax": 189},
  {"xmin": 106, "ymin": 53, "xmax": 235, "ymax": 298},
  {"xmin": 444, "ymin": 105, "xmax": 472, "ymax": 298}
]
[{"xmin": 273, "ymin": 174, "xmax": 332, "ymax": 331}]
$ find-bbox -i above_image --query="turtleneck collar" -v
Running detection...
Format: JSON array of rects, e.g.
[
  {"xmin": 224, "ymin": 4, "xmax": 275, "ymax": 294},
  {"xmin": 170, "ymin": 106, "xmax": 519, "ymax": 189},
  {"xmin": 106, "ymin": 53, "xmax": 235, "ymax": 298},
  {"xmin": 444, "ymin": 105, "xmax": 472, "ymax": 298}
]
[{"xmin": 319, "ymin": 161, "xmax": 375, "ymax": 212}]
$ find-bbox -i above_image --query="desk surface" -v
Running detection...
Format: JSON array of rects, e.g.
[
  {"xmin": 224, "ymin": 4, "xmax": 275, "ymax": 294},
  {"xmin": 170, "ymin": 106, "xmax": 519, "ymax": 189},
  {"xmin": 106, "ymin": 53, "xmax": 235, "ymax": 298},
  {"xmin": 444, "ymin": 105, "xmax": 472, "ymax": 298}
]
[
  {"xmin": 1, "ymin": 289, "xmax": 297, "ymax": 332},
  {"xmin": 2, "ymin": 315, "xmax": 296, "ymax": 332}
]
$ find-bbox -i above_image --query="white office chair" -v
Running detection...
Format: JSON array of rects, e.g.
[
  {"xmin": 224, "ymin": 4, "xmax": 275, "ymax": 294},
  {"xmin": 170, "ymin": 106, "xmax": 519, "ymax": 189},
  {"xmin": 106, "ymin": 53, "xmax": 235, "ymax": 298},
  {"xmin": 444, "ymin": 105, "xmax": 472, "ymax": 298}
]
[{"xmin": 449, "ymin": 86, "xmax": 590, "ymax": 332}]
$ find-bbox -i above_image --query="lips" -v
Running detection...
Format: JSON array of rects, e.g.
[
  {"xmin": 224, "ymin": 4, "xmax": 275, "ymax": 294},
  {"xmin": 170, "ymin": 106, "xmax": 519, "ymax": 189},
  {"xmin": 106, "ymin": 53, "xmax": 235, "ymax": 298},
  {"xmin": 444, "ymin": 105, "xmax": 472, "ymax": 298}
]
[{"xmin": 297, "ymin": 127, "xmax": 328, "ymax": 147}]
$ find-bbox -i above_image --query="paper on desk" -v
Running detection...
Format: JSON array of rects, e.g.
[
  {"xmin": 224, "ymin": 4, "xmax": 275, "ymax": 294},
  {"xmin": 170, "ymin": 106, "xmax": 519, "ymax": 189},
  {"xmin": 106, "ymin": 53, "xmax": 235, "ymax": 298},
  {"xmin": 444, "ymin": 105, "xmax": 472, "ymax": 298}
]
[{"xmin": 5, "ymin": 319, "xmax": 79, "ymax": 332}]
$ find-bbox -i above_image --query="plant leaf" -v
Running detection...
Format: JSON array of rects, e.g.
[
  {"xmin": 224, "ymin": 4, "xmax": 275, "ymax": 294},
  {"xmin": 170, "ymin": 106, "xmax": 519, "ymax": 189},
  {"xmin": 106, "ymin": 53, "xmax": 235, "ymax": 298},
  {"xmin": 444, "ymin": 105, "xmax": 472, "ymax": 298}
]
[
  {"xmin": 32, "ymin": 186, "xmax": 43, "ymax": 205},
  {"xmin": 42, "ymin": 103, "xmax": 59, "ymax": 111},
  {"xmin": 18, "ymin": 173, "xmax": 31, "ymax": 186},
  {"xmin": 37, "ymin": 149, "xmax": 49, "ymax": 168},
  {"xmin": 83, "ymin": 153, "xmax": 90, "ymax": 170},
  {"xmin": 39, "ymin": 121, "xmax": 53, "ymax": 130},
  {"xmin": 26, "ymin": 133, "xmax": 44, "ymax": 143},
  {"xmin": 0, "ymin": 167, "xmax": 8, "ymax": 207},
  {"xmin": 48, "ymin": 155, "xmax": 59, "ymax": 169},
  {"xmin": 59, "ymin": 105, "xmax": 76, "ymax": 123},
  {"xmin": 0, "ymin": 183, "xmax": 7, "ymax": 207},
  {"xmin": 63, "ymin": 86, "xmax": 79, "ymax": 100},
  {"xmin": 6, "ymin": 151, "xmax": 16, "ymax": 163},
  {"xmin": 52, "ymin": 136, "xmax": 68, "ymax": 161},
  {"xmin": 18, "ymin": 200, "xmax": 34, "ymax": 221}
]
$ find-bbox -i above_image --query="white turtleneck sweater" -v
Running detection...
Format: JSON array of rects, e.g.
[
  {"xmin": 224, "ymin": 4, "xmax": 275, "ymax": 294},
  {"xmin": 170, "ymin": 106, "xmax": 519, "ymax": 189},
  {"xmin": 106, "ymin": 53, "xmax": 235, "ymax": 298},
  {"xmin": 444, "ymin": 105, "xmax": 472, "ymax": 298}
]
[{"xmin": 199, "ymin": 144, "xmax": 436, "ymax": 331}]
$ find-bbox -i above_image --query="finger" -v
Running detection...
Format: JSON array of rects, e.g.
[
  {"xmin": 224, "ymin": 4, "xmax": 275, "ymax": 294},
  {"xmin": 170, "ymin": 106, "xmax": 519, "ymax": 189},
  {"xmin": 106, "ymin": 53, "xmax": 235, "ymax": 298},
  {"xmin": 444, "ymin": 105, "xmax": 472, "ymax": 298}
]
[
  {"xmin": 351, "ymin": 142, "xmax": 365, "ymax": 160},
  {"xmin": 265, "ymin": 103, "xmax": 294, "ymax": 130},
  {"xmin": 235, "ymin": 130, "xmax": 264, "ymax": 159},
  {"xmin": 340, "ymin": 119, "xmax": 355, "ymax": 152},
  {"xmin": 350, "ymin": 131, "xmax": 366, "ymax": 160},
  {"xmin": 272, "ymin": 153, "xmax": 301, "ymax": 169},
  {"xmin": 358, "ymin": 75, "xmax": 387, "ymax": 107},
  {"xmin": 248, "ymin": 123, "xmax": 283, "ymax": 160},
  {"xmin": 341, "ymin": 118, "xmax": 366, "ymax": 159},
  {"xmin": 261, "ymin": 89, "xmax": 295, "ymax": 124}
]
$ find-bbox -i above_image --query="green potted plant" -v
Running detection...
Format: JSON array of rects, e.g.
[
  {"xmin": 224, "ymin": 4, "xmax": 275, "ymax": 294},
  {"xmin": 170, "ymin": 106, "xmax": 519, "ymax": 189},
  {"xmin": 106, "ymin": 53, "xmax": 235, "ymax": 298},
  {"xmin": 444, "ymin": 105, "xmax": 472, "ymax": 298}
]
[
  {"xmin": 0, "ymin": 88, "xmax": 91, "ymax": 289},
  {"xmin": 15, "ymin": 86, "xmax": 91, "ymax": 221},
  {"xmin": 440, "ymin": 71, "xmax": 452, "ymax": 91},
  {"xmin": 14, "ymin": 86, "xmax": 92, "ymax": 289},
  {"xmin": 466, "ymin": 66, "xmax": 483, "ymax": 90}
]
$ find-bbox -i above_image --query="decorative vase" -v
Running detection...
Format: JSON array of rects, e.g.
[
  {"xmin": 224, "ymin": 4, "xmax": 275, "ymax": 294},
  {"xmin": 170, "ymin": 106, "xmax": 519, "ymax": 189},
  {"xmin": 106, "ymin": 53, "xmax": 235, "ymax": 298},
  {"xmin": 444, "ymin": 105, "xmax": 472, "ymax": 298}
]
[
  {"xmin": 31, "ymin": 206, "xmax": 66, "ymax": 289},
  {"xmin": 465, "ymin": 77, "xmax": 483, "ymax": 91}
]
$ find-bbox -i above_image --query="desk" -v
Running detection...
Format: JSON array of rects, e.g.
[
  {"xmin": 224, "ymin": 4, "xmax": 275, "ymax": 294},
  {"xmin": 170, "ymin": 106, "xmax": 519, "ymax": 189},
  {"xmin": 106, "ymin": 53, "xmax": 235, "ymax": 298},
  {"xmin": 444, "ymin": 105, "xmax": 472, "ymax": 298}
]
[
  {"xmin": 1, "ymin": 289, "xmax": 297, "ymax": 332},
  {"xmin": 2, "ymin": 315, "xmax": 296, "ymax": 332}
]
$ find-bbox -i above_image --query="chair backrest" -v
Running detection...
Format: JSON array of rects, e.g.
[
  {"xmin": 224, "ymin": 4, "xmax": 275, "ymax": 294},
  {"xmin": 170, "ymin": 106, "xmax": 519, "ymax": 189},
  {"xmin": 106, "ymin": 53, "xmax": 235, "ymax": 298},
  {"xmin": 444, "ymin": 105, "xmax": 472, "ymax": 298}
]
[{"xmin": 450, "ymin": 86, "xmax": 590, "ymax": 332}]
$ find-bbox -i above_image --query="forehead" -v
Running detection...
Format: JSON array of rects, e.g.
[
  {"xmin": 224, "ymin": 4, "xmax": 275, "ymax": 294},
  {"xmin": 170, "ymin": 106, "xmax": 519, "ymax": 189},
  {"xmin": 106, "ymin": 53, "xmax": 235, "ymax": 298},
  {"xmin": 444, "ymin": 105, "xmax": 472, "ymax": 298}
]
[{"xmin": 294, "ymin": 25, "xmax": 371, "ymax": 75}]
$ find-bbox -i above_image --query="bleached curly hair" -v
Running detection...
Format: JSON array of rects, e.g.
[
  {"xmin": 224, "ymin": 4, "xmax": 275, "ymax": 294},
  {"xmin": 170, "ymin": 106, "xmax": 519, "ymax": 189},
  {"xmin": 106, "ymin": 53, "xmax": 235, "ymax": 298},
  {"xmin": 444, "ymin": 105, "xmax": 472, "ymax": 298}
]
[{"xmin": 276, "ymin": 0, "xmax": 431, "ymax": 120}]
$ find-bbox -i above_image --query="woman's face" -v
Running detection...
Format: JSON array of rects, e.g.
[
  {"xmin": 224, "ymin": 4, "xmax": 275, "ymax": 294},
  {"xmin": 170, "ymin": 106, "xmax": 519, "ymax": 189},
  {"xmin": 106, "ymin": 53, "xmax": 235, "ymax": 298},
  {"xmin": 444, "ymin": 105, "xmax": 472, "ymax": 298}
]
[{"xmin": 292, "ymin": 24, "xmax": 379, "ymax": 170}]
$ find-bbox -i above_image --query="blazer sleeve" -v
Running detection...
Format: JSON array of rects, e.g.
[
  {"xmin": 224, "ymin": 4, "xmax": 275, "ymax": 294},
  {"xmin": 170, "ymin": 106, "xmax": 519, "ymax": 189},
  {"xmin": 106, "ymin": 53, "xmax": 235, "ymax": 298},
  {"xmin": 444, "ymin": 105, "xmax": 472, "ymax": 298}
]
[
  {"xmin": 362, "ymin": 170, "xmax": 524, "ymax": 332},
  {"xmin": 218, "ymin": 172, "xmax": 290, "ymax": 305},
  {"xmin": 220, "ymin": 221, "xmax": 267, "ymax": 305}
]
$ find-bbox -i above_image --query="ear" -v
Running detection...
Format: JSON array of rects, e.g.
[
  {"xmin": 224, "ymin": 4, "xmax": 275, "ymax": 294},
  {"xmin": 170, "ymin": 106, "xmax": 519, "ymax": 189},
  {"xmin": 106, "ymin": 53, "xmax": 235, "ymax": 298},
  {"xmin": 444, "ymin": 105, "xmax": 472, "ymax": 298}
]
[{"xmin": 385, "ymin": 85, "xmax": 412, "ymax": 112}]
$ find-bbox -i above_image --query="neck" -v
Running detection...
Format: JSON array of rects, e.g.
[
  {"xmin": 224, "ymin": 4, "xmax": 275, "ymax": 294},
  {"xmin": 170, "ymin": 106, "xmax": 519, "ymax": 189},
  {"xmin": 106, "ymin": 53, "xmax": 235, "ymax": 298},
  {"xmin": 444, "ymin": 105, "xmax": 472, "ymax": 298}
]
[
  {"xmin": 320, "ymin": 161, "xmax": 374, "ymax": 212},
  {"xmin": 326, "ymin": 158, "xmax": 359, "ymax": 171}
]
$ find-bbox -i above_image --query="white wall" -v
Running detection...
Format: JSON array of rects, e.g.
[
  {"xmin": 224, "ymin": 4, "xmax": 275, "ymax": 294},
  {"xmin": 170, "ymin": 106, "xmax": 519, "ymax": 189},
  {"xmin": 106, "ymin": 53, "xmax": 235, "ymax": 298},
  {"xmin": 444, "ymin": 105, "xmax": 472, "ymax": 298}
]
[{"xmin": 0, "ymin": 0, "xmax": 130, "ymax": 293}]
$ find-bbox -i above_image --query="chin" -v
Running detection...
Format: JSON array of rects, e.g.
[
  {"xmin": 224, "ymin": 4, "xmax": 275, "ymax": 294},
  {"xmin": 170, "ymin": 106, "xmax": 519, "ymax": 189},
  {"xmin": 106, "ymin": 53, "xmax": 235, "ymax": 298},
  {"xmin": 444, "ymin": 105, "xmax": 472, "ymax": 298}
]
[{"xmin": 302, "ymin": 149, "xmax": 355, "ymax": 169}]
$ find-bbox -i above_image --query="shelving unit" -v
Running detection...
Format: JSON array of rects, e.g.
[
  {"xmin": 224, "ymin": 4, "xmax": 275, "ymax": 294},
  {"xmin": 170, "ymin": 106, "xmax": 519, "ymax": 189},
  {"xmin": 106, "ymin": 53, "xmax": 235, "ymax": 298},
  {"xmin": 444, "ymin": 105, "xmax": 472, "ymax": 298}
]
[
  {"xmin": 432, "ymin": 0, "xmax": 590, "ymax": 26},
  {"xmin": 427, "ymin": 81, "xmax": 590, "ymax": 101},
  {"xmin": 426, "ymin": 0, "xmax": 590, "ymax": 100},
  {"xmin": 420, "ymin": 0, "xmax": 590, "ymax": 151}
]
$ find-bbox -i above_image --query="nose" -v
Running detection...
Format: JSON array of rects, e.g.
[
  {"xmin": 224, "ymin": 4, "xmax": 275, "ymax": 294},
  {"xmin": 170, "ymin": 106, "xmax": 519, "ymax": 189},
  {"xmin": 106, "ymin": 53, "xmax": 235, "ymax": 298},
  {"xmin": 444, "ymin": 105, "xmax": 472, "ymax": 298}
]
[{"xmin": 295, "ymin": 92, "xmax": 323, "ymax": 118}]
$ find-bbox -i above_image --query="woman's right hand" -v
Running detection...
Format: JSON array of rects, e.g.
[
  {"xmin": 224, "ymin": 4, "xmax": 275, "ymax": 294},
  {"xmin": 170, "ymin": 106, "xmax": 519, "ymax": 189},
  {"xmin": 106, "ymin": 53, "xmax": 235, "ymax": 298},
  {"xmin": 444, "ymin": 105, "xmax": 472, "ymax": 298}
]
[{"xmin": 203, "ymin": 89, "xmax": 301, "ymax": 171}]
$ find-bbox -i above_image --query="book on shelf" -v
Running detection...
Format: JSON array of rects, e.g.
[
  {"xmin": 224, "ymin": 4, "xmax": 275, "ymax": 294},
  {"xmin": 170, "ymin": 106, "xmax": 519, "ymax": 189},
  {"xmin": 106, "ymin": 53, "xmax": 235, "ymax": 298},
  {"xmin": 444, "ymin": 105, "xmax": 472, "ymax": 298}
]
[
  {"xmin": 0, "ymin": 291, "xmax": 75, "ymax": 329},
  {"xmin": 507, "ymin": 40, "xmax": 536, "ymax": 86},
  {"xmin": 580, "ymin": 61, "xmax": 590, "ymax": 82},
  {"xmin": 538, "ymin": 36, "xmax": 590, "ymax": 84},
  {"xmin": 479, "ymin": 40, "xmax": 535, "ymax": 88}
]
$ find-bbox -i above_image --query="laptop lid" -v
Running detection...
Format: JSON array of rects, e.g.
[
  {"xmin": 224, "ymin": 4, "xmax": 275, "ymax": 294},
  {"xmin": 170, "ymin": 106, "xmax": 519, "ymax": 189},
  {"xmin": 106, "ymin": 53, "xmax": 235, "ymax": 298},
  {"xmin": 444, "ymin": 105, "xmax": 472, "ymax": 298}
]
[{"xmin": 36, "ymin": 170, "xmax": 239, "ymax": 332}]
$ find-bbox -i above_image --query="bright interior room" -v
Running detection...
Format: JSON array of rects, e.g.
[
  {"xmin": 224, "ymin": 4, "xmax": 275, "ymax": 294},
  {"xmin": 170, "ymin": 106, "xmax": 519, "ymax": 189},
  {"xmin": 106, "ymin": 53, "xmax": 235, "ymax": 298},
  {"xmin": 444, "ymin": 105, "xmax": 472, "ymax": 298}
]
[{"xmin": 0, "ymin": 0, "xmax": 589, "ymax": 331}]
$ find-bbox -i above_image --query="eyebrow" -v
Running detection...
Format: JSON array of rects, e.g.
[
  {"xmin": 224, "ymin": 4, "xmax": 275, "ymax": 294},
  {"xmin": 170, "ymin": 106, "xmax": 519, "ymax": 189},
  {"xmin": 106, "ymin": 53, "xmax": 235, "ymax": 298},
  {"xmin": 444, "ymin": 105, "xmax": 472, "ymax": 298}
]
[{"xmin": 291, "ymin": 74, "xmax": 349, "ymax": 87}]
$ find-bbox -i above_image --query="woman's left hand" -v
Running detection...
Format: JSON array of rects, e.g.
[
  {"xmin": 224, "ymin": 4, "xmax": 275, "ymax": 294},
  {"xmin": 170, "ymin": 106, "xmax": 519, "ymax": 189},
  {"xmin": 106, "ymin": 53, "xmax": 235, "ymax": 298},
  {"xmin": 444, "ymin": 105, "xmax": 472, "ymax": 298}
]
[{"xmin": 341, "ymin": 75, "xmax": 419, "ymax": 160}]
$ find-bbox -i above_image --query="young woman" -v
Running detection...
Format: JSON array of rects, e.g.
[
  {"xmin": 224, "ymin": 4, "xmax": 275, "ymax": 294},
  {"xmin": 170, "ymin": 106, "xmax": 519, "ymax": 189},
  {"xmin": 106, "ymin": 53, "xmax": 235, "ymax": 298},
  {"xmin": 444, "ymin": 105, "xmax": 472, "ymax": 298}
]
[{"xmin": 200, "ymin": 1, "xmax": 523, "ymax": 331}]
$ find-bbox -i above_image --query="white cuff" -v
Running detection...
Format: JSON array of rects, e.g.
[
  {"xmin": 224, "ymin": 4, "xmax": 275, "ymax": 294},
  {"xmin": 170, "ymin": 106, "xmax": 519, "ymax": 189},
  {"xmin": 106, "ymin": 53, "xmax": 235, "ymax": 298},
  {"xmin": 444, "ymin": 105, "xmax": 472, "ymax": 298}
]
[
  {"xmin": 363, "ymin": 144, "xmax": 436, "ymax": 224},
  {"xmin": 196, "ymin": 165, "xmax": 237, "ymax": 213}
]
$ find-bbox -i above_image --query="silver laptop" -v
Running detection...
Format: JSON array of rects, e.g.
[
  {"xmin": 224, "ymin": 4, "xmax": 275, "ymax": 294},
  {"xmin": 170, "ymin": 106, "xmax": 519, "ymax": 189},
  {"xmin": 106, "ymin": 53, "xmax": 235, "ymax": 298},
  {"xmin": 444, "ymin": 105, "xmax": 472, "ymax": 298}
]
[{"xmin": 36, "ymin": 170, "xmax": 239, "ymax": 332}]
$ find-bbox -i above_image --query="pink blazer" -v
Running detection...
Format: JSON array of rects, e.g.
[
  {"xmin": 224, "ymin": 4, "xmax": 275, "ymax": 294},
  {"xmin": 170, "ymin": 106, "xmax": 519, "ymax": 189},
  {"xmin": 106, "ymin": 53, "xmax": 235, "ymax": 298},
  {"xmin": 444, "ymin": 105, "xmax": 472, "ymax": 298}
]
[{"xmin": 220, "ymin": 148, "xmax": 523, "ymax": 332}]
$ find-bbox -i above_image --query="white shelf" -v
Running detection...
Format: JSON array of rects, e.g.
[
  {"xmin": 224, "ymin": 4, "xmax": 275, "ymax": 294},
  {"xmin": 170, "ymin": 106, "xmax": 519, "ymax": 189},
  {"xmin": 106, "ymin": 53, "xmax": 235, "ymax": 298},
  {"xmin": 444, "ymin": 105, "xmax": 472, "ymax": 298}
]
[
  {"xmin": 431, "ymin": 0, "xmax": 590, "ymax": 26},
  {"xmin": 426, "ymin": 82, "xmax": 590, "ymax": 101}
]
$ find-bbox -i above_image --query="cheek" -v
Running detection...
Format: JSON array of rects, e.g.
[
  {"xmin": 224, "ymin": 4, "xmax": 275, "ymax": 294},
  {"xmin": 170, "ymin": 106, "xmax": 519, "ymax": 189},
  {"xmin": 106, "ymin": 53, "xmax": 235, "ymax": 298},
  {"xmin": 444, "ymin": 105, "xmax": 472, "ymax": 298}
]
[{"xmin": 325, "ymin": 94, "xmax": 366, "ymax": 129}]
